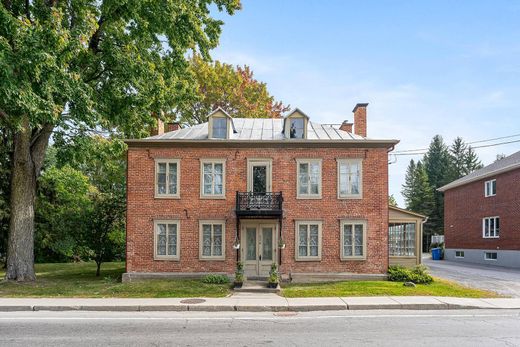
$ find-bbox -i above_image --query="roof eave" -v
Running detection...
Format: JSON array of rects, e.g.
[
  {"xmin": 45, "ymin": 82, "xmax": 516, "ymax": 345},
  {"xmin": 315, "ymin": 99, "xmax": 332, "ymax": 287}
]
[{"xmin": 438, "ymin": 162, "xmax": 520, "ymax": 192}]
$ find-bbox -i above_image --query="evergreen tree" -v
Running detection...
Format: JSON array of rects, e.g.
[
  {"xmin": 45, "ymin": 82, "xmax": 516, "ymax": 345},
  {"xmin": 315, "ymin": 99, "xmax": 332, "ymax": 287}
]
[
  {"xmin": 449, "ymin": 137, "xmax": 483, "ymax": 178},
  {"xmin": 464, "ymin": 146, "xmax": 483, "ymax": 174}
]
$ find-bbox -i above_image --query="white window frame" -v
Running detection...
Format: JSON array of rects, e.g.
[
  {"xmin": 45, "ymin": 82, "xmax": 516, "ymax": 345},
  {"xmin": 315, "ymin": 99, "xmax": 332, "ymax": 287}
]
[
  {"xmin": 482, "ymin": 216, "xmax": 500, "ymax": 238},
  {"xmin": 295, "ymin": 221, "xmax": 322, "ymax": 261},
  {"xmin": 337, "ymin": 159, "xmax": 363, "ymax": 199},
  {"xmin": 154, "ymin": 159, "xmax": 180, "ymax": 198},
  {"xmin": 484, "ymin": 179, "xmax": 496, "ymax": 197},
  {"xmin": 153, "ymin": 220, "xmax": 180, "ymax": 260},
  {"xmin": 484, "ymin": 252, "xmax": 498, "ymax": 261},
  {"xmin": 200, "ymin": 159, "xmax": 226, "ymax": 199},
  {"xmin": 199, "ymin": 220, "xmax": 226, "ymax": 260},
  {"xmin": 455, "ymin": 251, "xmax": 465, "ymax": 258},
  {"xmin": 340, "ymin": 219, "xmax": 368, "ymax": 260},
  {"xmin": 296, "ymin": 159, "xmax": 322, "ymax": 199}
]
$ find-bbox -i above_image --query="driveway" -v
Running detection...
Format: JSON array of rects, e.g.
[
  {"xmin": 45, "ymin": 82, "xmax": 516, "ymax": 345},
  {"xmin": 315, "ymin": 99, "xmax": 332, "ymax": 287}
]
[{"xmin": 424, "ymin": 256, "xmax": 520, "ymax": 297}]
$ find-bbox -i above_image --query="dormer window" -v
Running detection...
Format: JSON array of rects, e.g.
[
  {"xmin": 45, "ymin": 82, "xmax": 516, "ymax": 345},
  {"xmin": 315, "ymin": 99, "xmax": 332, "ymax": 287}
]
[
  {"xmin": 290, "ymin": 118, "xmax": 304, "ymax": 138},
  {"xmin": 207, "ymin": 108, "xmax": 234, "ymax": 139},
  {"xmin": 212, "ymin": 117, "xmax": 227, "ymax": 139},
  {"xmin": 283, "ymin": 109, "xmax": 309, "ymax": 139}
]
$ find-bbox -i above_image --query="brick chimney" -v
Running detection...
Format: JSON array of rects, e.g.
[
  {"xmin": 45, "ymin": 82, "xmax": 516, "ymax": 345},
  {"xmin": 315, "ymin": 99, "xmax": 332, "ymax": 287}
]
[
  {"xmin": 165, "ymin": 122, "xmax": 180, "ymax": 132},
  {"xmin": 339, "ymin": 120, "xmax": 353, "ymax": 133},
  {"xmin": 353, "ymin": 103, "xmax": 368, "ymax": 137},
  {"xmin": 150, "ymin": 118, "xmax": 164, "ymax": 136}
]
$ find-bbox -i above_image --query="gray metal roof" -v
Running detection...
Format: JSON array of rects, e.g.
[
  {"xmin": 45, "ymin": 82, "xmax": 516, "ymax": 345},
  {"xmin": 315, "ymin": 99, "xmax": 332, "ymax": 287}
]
[
  {"xmin": 438, "ymin": 150, "xmax": 520, "ymax": 191},
  {"xmin": 145, "ymin": 118, "xmax": 366, "ymax": 141}
]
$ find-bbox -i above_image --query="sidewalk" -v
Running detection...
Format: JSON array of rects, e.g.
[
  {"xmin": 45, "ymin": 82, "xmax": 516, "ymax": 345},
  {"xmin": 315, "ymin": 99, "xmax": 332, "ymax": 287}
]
[{"xmin": 1, "ymin": 293, "xmax": 520, "ymax": 312}]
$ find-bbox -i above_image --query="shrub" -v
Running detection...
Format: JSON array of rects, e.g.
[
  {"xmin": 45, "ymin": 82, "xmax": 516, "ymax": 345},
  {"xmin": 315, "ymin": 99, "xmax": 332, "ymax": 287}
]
[
  {"xmin": 234, "ymin": 261, "xmax": 244, "ymax": 283},
  {"xmin": 388, "ymin": 265, "xmax": 433, "ymax": 284},
  {"xmin": 201, "ymin": 274, "xmax": 230, "ymax": 284},
  {"xmin": 268, "ymin": 263, "xmax": 278, "ymax": 284}
]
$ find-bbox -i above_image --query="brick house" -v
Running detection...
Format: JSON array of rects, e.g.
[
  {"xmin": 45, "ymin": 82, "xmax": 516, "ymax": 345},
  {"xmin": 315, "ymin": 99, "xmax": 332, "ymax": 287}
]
[
  {"xmin": 439, "ymin": 150, "xmax": 520, "ymax": 268},
  {"xmin": 123, "ymin": 104, "xmax": 401, "ymax": 282}
]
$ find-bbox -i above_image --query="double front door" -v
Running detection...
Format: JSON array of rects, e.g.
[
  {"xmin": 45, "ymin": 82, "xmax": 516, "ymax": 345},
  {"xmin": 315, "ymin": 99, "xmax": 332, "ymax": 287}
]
[{"xmin": 241, "ymin": 223, "xmax": 277, "ymax": 277}]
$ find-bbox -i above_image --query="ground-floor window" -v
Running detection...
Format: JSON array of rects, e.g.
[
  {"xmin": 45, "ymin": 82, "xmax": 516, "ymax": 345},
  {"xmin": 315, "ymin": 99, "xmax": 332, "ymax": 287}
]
[
  {"xmin": 341, "ymin": 219, "xmax": 367, "ymax": 260},
  {"xmin": 199, "ymin": 220, "xmax": 225, "ymax": 260},
  {"xmin": 484, "ymin": 252, "xmax": 498, "ymax": 260},
  {"xmin": 388, "ymin": 222, "xmax": 416, "ymax": 257},
  {"xmin": 154, "ymin": 220, "xmax": 180, "ymax": 260},
  {"xmin": 455, "ymin": 250, "xmax": 465, "ymax": 258},
  {"xmin": 295, "ymin": 221, "xmax": 322, "ymax": 261}
]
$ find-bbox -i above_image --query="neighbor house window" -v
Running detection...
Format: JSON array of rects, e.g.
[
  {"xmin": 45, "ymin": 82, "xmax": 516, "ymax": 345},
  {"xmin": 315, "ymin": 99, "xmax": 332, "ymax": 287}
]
[
  {"xmin": 296, "ymin": 159, "xmax": 322, "ymax": 198},
  {"xmin": 389, "ymin": 223, "xmax": 416, "ymax": 257},
  {"xmin": 295, "ymin": 221, "xmax": 322, "ymax": 261},
  {"xmin": 199, "ymin": 220, "xmax": 225, "ymax": 260},
  {"xmin": 200, "ymin": 159, "xmax": 226, "ymax": 198},
  {"xmin": 289, "ymin": 118, "xmax": 305, "ymax": 138},
  {"xmin": 211, "ymin": 117, "xmax": 228, "ymax": 139},
  {"xmin": 341, "ymin": 220, "xmax": 367, "ymax": 260},
  {"xmin": 485, "ymin": 179, "xmax": 496, "ymax": 197},
  {"xmin": 484, "ymin": 252, "xmax": 497, "ymax": 260},
  {"xmin": 455, "ymin": 251, "xmax": 465, "ymax": 258},
  {"xmin": 155, "ymin": 159, "xmax": 180, "ymax": 198},
  {"xmin": 154, "ymin": 220, "xmax": 180, "ymax": 260},
  {"xmin": 337, "ymin": 159, "xmax": 362, "ymax": 198},
  {"xmin": 483, "ymin": 217, "xmax": 499, "ymax": 238}
]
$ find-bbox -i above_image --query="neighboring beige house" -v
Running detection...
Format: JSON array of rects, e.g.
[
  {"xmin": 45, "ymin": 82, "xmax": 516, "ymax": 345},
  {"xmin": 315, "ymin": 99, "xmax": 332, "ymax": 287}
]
[{"xmin": 389, "ymin": 206, "xmax": 426, "ymax": 267}]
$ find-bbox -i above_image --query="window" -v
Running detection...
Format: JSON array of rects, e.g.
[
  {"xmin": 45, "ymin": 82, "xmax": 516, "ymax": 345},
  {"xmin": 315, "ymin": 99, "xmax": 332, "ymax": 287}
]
[
  {"xmin": 200, "ymin": 160, "xmax": 226, "ymax": 198},
  {"xmin": 389, "ymin": 223, "xmax": 416, "ymax": 256},
  {"xmin": 154, "ymin": 220, "xmax": 180, "ymax": 260},
  {"xmin": 199, "ymin": 220, "xmax": 225, "ymax": 260},
  {"xmin": 341, "ymin": 220, "xmax": 367, "ymax": 260},
  {"xmin": 483, "ymin": 217, "xmax": 500, "ymax": 238},
  {"xmin": 455, "ymin": 251, "xmax": 465, "ymax": 258},
  {"xmin": 485, "ymin": 179, "xmax": 496, "ymax": 197},
  {"xmin": 212, "ymin": 117, "xmax": 228, "ymax": 139},
  {"xmin": 289, "ymin": 118, "xmax": 305, "ymax": 139},
  {"xmin": 295, "ymin": 221, "xmax": 322, "ymax": 261},
  {"xmin": 337, "ymin": 159, "xmax": 362, "ymax": 198},
  {"xmin": 485, "ymin": 252, "xmax": 497, "ymax": 260},
  {"xmin": 296, "ymin": 159, "xmax": 321, "ymax": 198},
  {"xmin": 155, "ymin": 159, "xmax": 180, "ymax": 198}
]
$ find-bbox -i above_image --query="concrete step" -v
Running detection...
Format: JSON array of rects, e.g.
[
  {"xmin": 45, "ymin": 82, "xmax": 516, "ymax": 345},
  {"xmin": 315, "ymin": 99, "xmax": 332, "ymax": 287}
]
[{"xmin": 233, "ymin": 281, "xmax": 281, "ymax": 294}]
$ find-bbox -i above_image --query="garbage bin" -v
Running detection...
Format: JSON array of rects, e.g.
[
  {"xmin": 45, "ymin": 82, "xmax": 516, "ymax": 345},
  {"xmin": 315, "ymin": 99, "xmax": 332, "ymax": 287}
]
[{"xmin": 431, "ymin": 248, "xmax": 441, "ymax": 260}]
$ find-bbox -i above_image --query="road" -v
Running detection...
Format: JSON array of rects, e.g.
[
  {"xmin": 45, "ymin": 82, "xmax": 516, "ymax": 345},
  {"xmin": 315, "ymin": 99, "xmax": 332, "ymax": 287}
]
[
  {"xmin": 424, "ymin": 257, "xmax": 520, "ymax": 297},
  {"xmin": 1, "ymin": 310, "xmax": 520, "ymax": 346}
]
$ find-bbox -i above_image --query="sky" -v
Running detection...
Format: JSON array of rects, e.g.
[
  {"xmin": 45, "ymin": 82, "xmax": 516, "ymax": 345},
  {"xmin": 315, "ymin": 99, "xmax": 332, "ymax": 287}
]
[{"xmin": 211, "ymin": 1, "xmax": 520, "ymax": 206}]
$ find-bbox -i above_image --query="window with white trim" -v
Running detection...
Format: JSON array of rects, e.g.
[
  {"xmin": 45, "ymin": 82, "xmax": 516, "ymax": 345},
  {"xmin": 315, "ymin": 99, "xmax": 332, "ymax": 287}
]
[
  {"xmin": 199, "ymin": 221, "xmax": 225, "ymax": 260},
  {"xmin": 483, "ymin": 217, "xmax": 499, "ymax": 238},
  {"xmin": 485, "ymin": 252, "xmax": 497, "ymax": 260},
  {"xmin": 338, "ymin": 159, "xmax": 362, "ymax": 198},
  {"xmin": 485, "ymin": 179, "xmax": 496, "ymax": 197},
  {"xmin": 455, "ymin": 251, "xmax": 465, "ymax": 258},
  {"xmin": 297, "ymin": 159, "xmax": 321, "ymax": 198},
  {"xmin": 200, "ymin": 160, "xmax": 226, "ymax": 198},
  {"xmin": 295, "ymin": 221, "xmax": 322, "ymax": 260},
  {"xmin": 341, "ymin": 220, "xmax": 367, "ymax": 260},
  {"xmin": 155, "ymin": 159, "xmax": 180, "ymax": 198},
  {"xmin": 154, "ymin": 220, "xmax": 180, "ymax": 260}
]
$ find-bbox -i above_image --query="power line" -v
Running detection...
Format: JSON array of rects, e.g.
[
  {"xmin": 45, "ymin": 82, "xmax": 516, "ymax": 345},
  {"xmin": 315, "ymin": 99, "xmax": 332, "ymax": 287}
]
[{"xmin": 392, "ymin": 138, "xmax": 520, "ymax": 156}]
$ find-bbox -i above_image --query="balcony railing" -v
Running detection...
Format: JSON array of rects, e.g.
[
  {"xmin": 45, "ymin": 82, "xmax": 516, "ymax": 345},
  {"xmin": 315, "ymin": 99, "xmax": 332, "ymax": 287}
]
[{"xmin": 236, "ymin": 192, "xmax": 283, "ymax": 217}]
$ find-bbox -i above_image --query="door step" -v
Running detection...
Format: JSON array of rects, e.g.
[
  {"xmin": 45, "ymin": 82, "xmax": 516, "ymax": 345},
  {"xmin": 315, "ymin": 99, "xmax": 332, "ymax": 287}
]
[{"xmin": 233, "ymin": 281, "xmax": 281, "ymax": 294}]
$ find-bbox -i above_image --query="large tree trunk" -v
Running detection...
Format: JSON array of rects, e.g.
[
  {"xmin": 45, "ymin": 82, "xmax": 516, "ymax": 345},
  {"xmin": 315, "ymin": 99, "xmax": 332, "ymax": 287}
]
[{"xmin": 5, "ymin": 119, "xmax": 52, "ymax": 281}]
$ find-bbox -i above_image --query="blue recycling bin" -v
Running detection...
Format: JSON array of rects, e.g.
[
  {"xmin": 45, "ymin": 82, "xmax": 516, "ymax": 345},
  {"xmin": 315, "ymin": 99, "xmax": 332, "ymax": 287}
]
[{"xmin": 431, "ymin": 248, "xmax": 442, "ymax": 260}]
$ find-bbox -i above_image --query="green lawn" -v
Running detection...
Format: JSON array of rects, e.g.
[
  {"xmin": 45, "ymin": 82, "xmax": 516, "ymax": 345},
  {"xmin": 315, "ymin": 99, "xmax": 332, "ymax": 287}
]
[
  {"xmin": 282, "ymin": 278, "xmax": 500, "ymax": 298},
  {"xmin": 0, "ymin": 262, "xmax": 231, "ymax": 298}
]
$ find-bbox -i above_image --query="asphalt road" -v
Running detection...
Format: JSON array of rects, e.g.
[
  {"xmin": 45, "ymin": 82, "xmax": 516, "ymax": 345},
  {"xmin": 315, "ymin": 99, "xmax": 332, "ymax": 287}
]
[
  {"xmin": 1, "ymin": 310, "xmax": 519, "ymax": 347},
  {"xmin": 424, "ymin": 257, "xmax": 520, "ymax": 297}
]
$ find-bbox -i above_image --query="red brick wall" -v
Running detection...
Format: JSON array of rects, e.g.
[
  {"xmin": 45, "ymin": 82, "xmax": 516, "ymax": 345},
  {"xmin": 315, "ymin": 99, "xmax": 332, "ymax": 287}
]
[
  {"xmin": 444, "ymin": 168, "xmax": 520, "ymax": 250},
  {"xmin": 126, "ymin": 146, "xmax": 389, "ymax": 275}
]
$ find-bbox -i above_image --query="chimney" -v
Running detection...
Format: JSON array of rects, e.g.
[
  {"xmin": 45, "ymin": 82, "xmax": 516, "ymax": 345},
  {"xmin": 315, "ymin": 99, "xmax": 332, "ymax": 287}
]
[
  {"xmin": 165, "ymin": 122, "xmax": 180, "ymax": 132},
  {"xmin": 339, "ymin": 120, "xmax": 353, "ymax": 133},
  {"xmin": 150, "ymin": 118, "xmax": 164, "ymax": 136},
  {"xmin": 353, "ymin": 103, "xmax": 368, "ymax": 137}
]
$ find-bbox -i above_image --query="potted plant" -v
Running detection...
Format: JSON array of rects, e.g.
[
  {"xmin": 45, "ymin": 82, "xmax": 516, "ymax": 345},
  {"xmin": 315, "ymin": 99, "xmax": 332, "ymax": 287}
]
[
  {"xmin": 234, "ymin": 261, "xmax": 244, "ymax": 288},
  {"xmin": 267, "ymin": 263, "xmax": 279, "ymax": 288}
]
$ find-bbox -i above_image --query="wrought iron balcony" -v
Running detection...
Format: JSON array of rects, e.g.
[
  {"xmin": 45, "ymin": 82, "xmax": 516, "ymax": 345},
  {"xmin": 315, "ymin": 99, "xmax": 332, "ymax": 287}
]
[{"xmin": 236, "ymin": 192, "xmax": 283, "ymax": 217}]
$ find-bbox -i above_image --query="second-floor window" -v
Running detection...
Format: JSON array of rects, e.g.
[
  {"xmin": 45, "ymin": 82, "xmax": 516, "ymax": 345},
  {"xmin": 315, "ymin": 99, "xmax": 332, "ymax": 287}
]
[
  {"xmin": 155, "ymin": 159, "xmax": 180, "ymax": 198},
  {"xmin": 201, "ymin": 159, "xmax": 226, "ymax": 198},
  {"xmin": 485, "ymin": 179, "xmax": 496, "ymax": 197},
  {"xmin": 483, "ymin": 217, "xmax": 499, "ymax": 238},
  {"xmin": 338, "ymin": 159, "xmax": 362, "ymax": 198},
  {"xmin": 297, "ymin": 159, "xmax": 321, "ymax": 198}
]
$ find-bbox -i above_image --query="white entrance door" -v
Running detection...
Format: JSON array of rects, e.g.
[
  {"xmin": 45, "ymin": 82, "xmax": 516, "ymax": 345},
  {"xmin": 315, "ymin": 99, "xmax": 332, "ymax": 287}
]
[{"xmin": 242, "ymin": 224, "xmax": 276, "ymax": 277}]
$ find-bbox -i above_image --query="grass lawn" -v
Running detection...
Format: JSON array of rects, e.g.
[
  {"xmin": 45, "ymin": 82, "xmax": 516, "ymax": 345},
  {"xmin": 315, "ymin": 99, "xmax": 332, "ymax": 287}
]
[
  {"xmin": 0, "ymin": 262, "xmax": 231, "ymax": 298},
  {"xmin": 282, "ymin": 278, "xmax": 501, "ymax": 298}
]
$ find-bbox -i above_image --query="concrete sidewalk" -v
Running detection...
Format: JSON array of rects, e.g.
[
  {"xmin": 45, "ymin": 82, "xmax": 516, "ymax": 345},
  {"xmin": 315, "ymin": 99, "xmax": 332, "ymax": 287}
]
[{"xmin": 1, "ymin": 293, "xmax": 520, "ymax": 312}]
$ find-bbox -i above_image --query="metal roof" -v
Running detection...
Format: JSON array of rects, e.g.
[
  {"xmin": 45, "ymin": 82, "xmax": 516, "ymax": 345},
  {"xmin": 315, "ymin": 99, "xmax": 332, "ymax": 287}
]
[
  {"xmin": 438, "ymin": 150, "xmax": 520, "ymax": 192},
  {"xmin": 145, "ymin": 118, "xmax": 367, "ymax": 141}
]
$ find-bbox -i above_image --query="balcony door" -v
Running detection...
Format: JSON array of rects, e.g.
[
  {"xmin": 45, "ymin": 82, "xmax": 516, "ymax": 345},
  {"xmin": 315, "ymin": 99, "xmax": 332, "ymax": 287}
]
[
  {"xmin": 241, "ymin": 222, "xmax": 277, "ymax": 277},
  {"xmin": 247, "ymin": 159, "xmax": 272, "ymax": 193}
]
